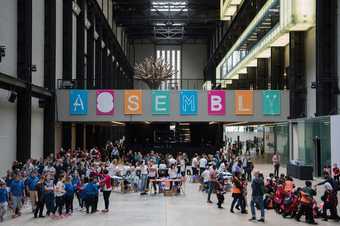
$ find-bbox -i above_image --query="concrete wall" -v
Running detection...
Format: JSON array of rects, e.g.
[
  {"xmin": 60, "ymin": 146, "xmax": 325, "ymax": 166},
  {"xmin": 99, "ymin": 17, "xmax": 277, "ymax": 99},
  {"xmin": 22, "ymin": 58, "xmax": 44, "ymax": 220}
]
[
  {"xmin": 305, "ymin": 28, "xmax": 316, "ymax": 118},
  {"xmin": 182, "ymin": 44, "xmax": 207, "ymax": 80},
  {"xmin": 0, "ymin": 89, "xmax": 17, "ymax": 174},
  {"xmin": 0, "ymin": 0, "xmax": 17, "ymax": 77},
  {"xmin": 331, "ymin": 115, "xmax": 340, "ymax": 165},
  {"xmin": 338, "ymin": 0, "xmax": 340, "ymax": 110},
  {"xmin": 31, "ymin": 98, "xmax": 44, "ymax": 159}
]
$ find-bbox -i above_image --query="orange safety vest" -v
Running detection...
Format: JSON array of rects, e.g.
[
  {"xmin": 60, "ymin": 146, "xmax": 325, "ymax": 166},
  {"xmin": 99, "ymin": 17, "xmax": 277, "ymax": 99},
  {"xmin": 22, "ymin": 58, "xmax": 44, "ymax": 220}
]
[{"xmin": 300, "ymin": 191, "xmax": 313, "ymax": 204}]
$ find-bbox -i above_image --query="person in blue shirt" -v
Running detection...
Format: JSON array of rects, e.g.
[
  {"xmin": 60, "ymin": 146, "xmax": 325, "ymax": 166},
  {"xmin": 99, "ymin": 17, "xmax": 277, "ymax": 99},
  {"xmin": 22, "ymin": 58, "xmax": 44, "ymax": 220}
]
[
  {"xmin": 0, "ymin": 179, "xmax": 8, "ymax": 222},
  {"xmin": 64, "ymin": 176, "xmax": 75, "ymax": 214},
  {"xmin": 10, "ymin": 174, "xmax": 25, "ymax": 218},
  {"xmin": 26, "ymin": 171, "xmax": 39, "ymax": 212},
  {"xmin": 84, "ymin": 177, "xmax": 98, "ymax": 214}
]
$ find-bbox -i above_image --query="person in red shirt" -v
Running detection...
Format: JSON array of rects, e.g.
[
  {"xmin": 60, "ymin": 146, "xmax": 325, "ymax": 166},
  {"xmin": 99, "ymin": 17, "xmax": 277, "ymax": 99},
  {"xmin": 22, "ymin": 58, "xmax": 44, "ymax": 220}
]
[
  {"xmin": 99, "ymin": 169, "xmax": 112, "ymax": 212},
  {"xmin": 332, "ymin": 164, "xmax": 339, "ymax": 183}
]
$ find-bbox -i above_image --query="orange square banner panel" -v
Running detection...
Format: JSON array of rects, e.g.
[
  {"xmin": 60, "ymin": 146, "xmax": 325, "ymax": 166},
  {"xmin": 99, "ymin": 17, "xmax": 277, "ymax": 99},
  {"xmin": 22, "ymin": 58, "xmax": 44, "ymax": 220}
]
[
  {"xmin": 124, "ymin": 90, "xmax": 143, "ymax": 115},
  {"xmin": 235, "ymin": 90, "xmax": 254, "ymax": 115}
]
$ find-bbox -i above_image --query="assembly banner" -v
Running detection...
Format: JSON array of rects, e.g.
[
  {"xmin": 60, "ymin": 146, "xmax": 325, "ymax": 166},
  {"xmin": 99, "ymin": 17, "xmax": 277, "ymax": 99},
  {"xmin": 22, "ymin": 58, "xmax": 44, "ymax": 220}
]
[
  {"xmin": 96, "ymin": 90, "xmax": 114, "ymax": 115},
  {"xmin": 124, "ymin": 90, "xmax": 143, "ymax": 115},
  {"xmin": 152, "ymin": 90, "xmax": 170, "ymax": 115},
  {"xmin": 263, "ymin": 90, "xmax": 281, "ymax": 115},
  {"xmin": 234, "ymin": 90, "xmax": 254, "ymax": 115}
]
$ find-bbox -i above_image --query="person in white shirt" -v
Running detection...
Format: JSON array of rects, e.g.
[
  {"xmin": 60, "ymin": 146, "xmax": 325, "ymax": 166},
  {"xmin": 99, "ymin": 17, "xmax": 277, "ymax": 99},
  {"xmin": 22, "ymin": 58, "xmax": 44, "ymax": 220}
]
[
  {"xmin": 191, "ymin": 154, "xmax": 199, "ymax": 176},
  {"xmin": 168, "ymin": 156, "xmax": 177, "ymax": 166},
  {"xmin": 199, "ymin": 156, "xmax": 208, "ymax": 175},
  {"xmin": 147, "ymin": 161, "xmax": 158, "ymax": 194},
  {"xmin": 54, "ymin": 176, "xmax": 65, "ymax": 216},
  {"xmin": 140, "ymin": 162, "xmax": 148, "ymax": 195}
]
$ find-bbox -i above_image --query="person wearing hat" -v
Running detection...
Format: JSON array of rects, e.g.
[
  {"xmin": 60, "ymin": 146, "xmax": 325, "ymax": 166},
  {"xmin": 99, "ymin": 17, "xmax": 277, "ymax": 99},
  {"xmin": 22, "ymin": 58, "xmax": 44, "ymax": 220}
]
[{"xmin": 0, "ymin": 179, "xmax": 8, "ymax": 222}]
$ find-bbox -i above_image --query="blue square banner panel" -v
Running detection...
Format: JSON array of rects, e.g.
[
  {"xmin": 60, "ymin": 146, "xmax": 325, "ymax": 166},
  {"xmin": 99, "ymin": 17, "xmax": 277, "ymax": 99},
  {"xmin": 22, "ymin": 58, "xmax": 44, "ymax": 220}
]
[
  {"xmin": 180, "ymin": 90, "xmax": 198, "ymax": 115},
  {"xmin": 69, "ymin": 90, "xmax": 88, "ymax": 115}
]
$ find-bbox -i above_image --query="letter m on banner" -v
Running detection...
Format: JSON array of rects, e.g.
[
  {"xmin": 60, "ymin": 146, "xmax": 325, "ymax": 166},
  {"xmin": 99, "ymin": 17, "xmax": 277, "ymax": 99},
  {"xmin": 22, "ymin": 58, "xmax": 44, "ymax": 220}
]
[
  {"xmin": 69, "ymin": 90, "xmax": 88, "ymax": 115},
  {"xmin": 180, "ymin": 90, "xmax": 198, "ymax": 115}
]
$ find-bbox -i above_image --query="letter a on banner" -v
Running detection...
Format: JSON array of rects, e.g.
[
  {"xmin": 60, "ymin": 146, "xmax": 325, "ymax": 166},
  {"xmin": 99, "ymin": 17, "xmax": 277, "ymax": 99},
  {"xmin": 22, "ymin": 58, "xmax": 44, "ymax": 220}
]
[
  {"xmin": 263, "ymin": 90, "xmax": 281, "ymax": 115},
  {"xmin": 152, "ymin": 91, "xmax": 170, "ymax": 115},
  {"xmin": 208, "ymin": 90, "xmax": 225, "ymax": 115},
  {"xmin": 124, "ymin": 90, "xmax": 143, "ymax": 115},
  {"xmin": 69, "ymin": 90, "xmax": 88, "ymax": 115},
  {"xmin": 235, "ymin": 90, "xmax": 254, "ymax": 115},
  {"xmin": 180, "ymin": 90, "xmax": 198, "ymax": 115},
  {"xmin": 96, "ymin": 90, "xmax": 114, "ymax": 115}
]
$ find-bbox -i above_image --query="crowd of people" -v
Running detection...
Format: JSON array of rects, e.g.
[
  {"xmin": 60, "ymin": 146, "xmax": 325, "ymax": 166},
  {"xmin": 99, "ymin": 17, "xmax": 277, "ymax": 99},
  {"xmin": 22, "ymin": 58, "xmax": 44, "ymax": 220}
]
[
  {"xmin": 196, "ymin": 146, "xmax": 340, "ymax": 225},
  {"xmin": 0, "ymin": 141, "xmax": 339, "ymax": 225},
  {"xmin": 0, "ymin": 142, "xmax": 193, "ymax": 222}
]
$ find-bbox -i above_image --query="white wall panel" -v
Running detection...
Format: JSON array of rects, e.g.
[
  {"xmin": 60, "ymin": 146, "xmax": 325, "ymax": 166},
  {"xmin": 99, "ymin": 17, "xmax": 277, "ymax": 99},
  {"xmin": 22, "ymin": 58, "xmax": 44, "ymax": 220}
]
[
  {"xmin": 0, "ymin": 0, "xmax": 17, "ymax": 77},
  {"xmin": 32, "ymin": 0, "xmax": 45, "ymax": 87},
  {"xmin": 305, "ymin": 28, "xmax": 316, "ymax": 118},
  {"xmin": 0, "ymin": 89, "xmax": 17, "ymax": 174},
  {"xmin": 56, "ymin": 0, "xmax": 63, "ymax": 82},
  {"xmin": 331, "ymin": 115, "xmax": 340, "ymax": 165},
  {"xmin": 31, "ymin": 98, "xmax": 44, "ymax": 160}
]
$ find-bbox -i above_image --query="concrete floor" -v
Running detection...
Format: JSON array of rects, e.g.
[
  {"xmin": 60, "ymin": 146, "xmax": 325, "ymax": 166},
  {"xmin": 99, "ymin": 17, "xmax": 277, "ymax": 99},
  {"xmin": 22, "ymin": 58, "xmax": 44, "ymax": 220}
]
[{"xmin": 2, "ymin": 164, "xmax": 338, "ymax": 226}]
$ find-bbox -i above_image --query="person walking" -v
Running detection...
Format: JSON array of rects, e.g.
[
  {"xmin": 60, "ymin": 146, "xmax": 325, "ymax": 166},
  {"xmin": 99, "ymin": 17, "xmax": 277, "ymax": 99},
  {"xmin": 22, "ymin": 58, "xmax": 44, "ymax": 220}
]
[
  {"xmin": 230, "ymin": 172, "xmax": 244, "ymax": 213},
  {"xmin": 249, "ymin": 171, "xmax": 265, "ymax": 222},
  {"xmin": 207, "ymin": 165, "xmax": 217, "ymax": 203},
  {"xmin": 272, "ymin": 152, "xmax": 280, "ymax": 177},
  {"xmin": 9, "ymin": 174, "xmax": 25, "ymax": 218}
]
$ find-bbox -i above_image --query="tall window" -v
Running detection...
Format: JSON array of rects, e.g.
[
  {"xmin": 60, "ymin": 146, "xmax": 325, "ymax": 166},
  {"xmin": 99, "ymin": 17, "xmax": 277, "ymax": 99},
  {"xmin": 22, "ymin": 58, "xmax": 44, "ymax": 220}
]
[{"xmin": 156, "ymin": 46, "xmax": 181, "ymax": 89}]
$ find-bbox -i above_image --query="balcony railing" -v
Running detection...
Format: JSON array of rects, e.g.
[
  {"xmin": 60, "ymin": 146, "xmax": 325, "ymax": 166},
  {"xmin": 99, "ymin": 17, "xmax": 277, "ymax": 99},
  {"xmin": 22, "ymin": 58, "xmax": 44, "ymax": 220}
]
[{"xmin": 57, "ymin": 78, "xmax": 259, "ymax": 90}]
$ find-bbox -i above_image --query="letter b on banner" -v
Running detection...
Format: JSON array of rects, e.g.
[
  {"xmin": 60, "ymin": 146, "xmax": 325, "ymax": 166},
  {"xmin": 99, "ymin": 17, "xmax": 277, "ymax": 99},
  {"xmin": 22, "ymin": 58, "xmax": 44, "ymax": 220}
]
[
  {"xmin": 124, "ymin": 90, "xmax": 143, "ymax": 115},
  {"xmin": 180, "ymin": 90, "xmax": 198, "ymax": 115},
  {"xmin": 263, "ymin": 90, "xmax": 281, "ymax": 115},
  {"xmin": 152, "ymin": 91, "xmax": 170, "ymax": 115},
  {"xmin": 208, "ymin": 90, "xmax": 225, "ymax": 115}
]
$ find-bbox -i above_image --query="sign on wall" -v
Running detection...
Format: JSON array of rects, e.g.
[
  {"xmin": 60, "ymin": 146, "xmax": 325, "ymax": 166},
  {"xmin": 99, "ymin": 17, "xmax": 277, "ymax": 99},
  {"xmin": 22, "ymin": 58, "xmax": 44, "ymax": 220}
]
[
  {"xmin": 235, "ymin": 90, "xmax": 253, "ymax": 115},
  {"xmin": 64, "ymin": 89, "xmax": 288, "ymax": 122},
  {"xmin": 208, "ymin": 90, "xmax": 226, "ymax": 115},
  {"xmin": 96, "ymin": 90, "xmax": 114, "ymax": 115},
  {"xmin": 152, "ymin": 90, "xmax": 170, "ymax": 115},
  {"xmin": 263, "ymin": 90, "xmax": 281, "ymax": 115},
  {"xmin": 69, "ymin": 90, "xmax": 88, "ymax": 115},
  {"xmin": 180, "ymin": 90, "xmax": 198, "ymax": 115},
  {"xmin": 124, "ymin": 90, "xmax": 143, "ymax": 115}
]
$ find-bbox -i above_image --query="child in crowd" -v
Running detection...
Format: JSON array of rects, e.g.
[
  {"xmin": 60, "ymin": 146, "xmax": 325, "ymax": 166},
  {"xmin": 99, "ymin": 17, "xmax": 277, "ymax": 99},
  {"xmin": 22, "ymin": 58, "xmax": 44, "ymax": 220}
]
[
  {"xmin": 44, "ymin": 174, "xmax": 56, "ymax": 217},
  {"xmin": 84, "ymin": 177, "xmax": 99, "ymax": 214},
  {"xmin": 34, "ymin": 176, "xmax": 45, "ymax": 218},
  {"xmin": 54, "ymin": 176, "xmax": 66, "ymax": 217},
  {"xmin": 216, "ymin": 178, "xmax": 225, "ymax": 209},
  {"xmin": 9, "ymin": 174, "xmax": 25, "ymax": 218},
  {"xmin": 64, "ymin": 176, "xmax": 75, "ymax": 215},
  {"xmin": 0, "ymin": 179, "xmax": 8, "ymax": 222}
]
